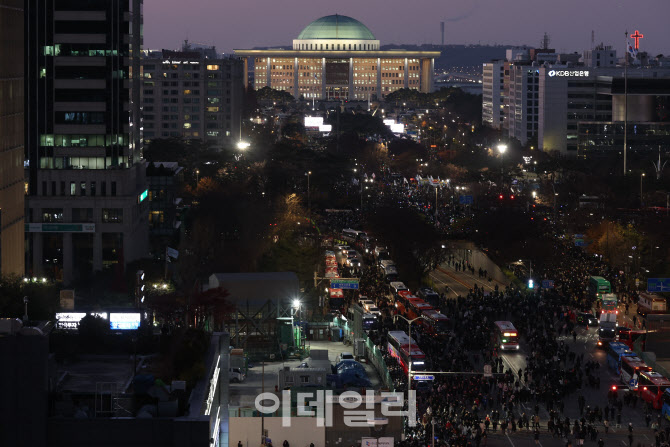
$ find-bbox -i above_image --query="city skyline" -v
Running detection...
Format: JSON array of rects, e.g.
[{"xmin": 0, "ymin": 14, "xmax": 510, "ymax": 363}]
[{"xmin": 144, "ymin": 0, "xmax": 669, "ymax": 56}]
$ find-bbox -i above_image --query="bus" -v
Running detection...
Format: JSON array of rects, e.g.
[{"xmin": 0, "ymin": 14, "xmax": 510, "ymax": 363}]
[
  {"xmin": 620, "ymin": 356, "xmax": 652, "ymax": 390},
  {"xmin": 387, "ymin": 331, "xmax": 428, "ymax": 375},
  {"xmin": 637, "ymin": 292, "xmax": 667, "ymax": 317},
  {"xmin": 601, "ymin": 293, "xmax": 618, "ymax": 313},
  {"xmin": 662, "ymin": 388, "xmax": 670, "ymax": 422},
  {"xmin": 362, "ymin": 313, "xmax": 378, "ymax": 331},
  {"xmin": 493, "ymin": 321, "xmax": 520, "ymax": 351},
  {"xmin": 606, "ymin": 342, "xmax": 634, "ymax": 373},
  {"xmin": 329, "ymin": 288, "xmax": 345, "ymax": 312},
  {"xmin": 617, "ymin": 328, "xmax": 646, "ymax": 351},
  {"xmin": 394, "ymin": 291, "xmax": 415, "ymax": 315},
  {"xmin": 588, "ymin": 276, "xmax": 611, "ymax": 300},
  {"xmin": 406, "ymin": 298, "xmax": 433, "ymax": 320},
  {"xmin": 638, "ymin": 371, "xmax": 670, "ymax": 410},
  {"xmin": 420, "ymin": 310, "xmax": 449, "ymax": 335}
]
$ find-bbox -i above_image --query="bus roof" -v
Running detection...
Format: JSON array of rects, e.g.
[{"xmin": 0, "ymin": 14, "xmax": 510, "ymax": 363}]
[
  {"xmin": 640, "ymin": 371, "xmax": 670, "ymax": 385},
  {"xmin": 609, "ymin": 342, "xmax": 630, "ymax": 352},
  {"xmin": 422, "ymin": 310, "xmax": 448, "ymax": 320},
  {"xmin": 621, "ymin": 356, "xmax": 650, "ymax": 368},
  {"xmin": 388, "ymin": 331, "xmax": 415, "ymax": 345},
  {"xmin": 590, "ymin": 276, "xmax": 610, "ymax": 284},
  {"xmin": 494, "ymin": 321, "xmax": 517, "ymax": 331}
]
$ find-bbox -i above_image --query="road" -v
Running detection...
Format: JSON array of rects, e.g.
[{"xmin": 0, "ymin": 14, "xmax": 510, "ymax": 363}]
[
  {"xmin": 425, "ymin": 251, "xmax": 663, "ymax": 444},
  {"xmin": 429, "ymin": 245, "xmax": 510, "ymax": 298}
]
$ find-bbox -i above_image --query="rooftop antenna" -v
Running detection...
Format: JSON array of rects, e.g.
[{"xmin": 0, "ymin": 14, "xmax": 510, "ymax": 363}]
[
  {"xmin": 541, "ymin": 32, "xmax": 550, "ymax": 50},
  {"xmin": 441, "ymin": 22, "xmax": 445, "ymax": 47},
  {"xmin": 591, "ymin": 30, "xmax": 595, "ymax": 50}
]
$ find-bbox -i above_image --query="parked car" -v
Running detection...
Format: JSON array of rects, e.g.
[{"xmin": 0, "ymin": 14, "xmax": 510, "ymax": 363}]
[
  {"xmin": 229, "ymin": 367, "xmax": 246, "ymax": 383},
  {"xmin": 576, "ymin": 312, "xmax": 598, "ymax": 326}
]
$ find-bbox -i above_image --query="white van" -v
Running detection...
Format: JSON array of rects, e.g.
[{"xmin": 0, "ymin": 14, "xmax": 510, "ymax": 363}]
[{"xmin": 599, "ymin": 312, "xmax": 617, "ymax": 326}]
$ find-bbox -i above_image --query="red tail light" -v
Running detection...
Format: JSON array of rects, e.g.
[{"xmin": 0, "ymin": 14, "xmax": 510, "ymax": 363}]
[
  {"xmin": 499, "ymin": 194, "xmax": 503, "ymax": 200},
  {"xmin": 611, "ymin": 385, "xmax": 617, "ymax": 391},
  {"xmin": 510, "ymin": 195, "xmax": 515, "ymax": 199}
]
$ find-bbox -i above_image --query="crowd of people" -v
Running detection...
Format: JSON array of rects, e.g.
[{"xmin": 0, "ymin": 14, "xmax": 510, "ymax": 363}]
[{"xmin": 343, "ymin": 229, "xmax": 669, "ymax": 447}]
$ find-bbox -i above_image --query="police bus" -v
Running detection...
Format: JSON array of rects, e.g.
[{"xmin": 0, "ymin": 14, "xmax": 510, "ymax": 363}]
[
  {"xmin": 387, "ymin": 330, "xmax": 427, "ymax": 375},
  {"xmin": 619, "ymin": 355, "xmax": 651, "ymax": 390},
  {"xmin": 638, "ymin": 371, "xmax": 670, "ymax": 410},
  {"xmin": 493, "ymin": 321, "xmax": 520, "ymax": 351},
  {"xmin": 605, "ymin": 341, "xmax": 634, "ymax": 374}
]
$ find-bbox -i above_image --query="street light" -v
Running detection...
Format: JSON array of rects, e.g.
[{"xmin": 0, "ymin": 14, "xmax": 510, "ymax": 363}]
[
  {"xmin": 518, "ymin": 259, "xmax": 533, "ymax": 285},
  {"xmin": 306, "ymin": 171, "xmax": 312, "ymax": 214},
  {"xmin": 640, "ymin": 172, "xmax": 646, "ymax": 206},
  {"xmin": 195, "ymin": 169, "xmax": 200, "ymax": 184},
  {"xmin": 237, "ymin": 141, "xmax": 250, "ymax": 150},
  {"xmin": 497, "ymin": 144, "xmax": 507, "ymax": 187},
  {"xmin": 394, "ymin": 314, "xmax": 428, "ymax": 391}
]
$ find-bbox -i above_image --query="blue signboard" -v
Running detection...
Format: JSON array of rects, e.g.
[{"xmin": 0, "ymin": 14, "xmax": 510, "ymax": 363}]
[
  {"xmin": 459, "ymin": 195, "xmax": 473, "ymax": 205},
  {"xmin": 541, "ymin": 280, "xmax": 555, "ymax": 289},
  {"xmin": 575, "ymin": 240, "xmax": 588, "ymax": 247},
  {"xmin": 330, "ymin": 279, "xmax": 359, "ymax": 290},
  {"xmin": 412, "ymin": 375, "xmax": 435, "ymax": 381},
  {"xmin": 647, "ymin": 278, "xmax": 670, "ymax": 292}
]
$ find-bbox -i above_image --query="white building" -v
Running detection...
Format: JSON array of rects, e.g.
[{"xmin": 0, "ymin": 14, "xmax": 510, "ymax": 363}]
[
  {"xmin": 482, "ymin": 61, "xmax": 505, "ymax": 129},
  {"xmin": 538, "ymin": 65, "xmax": 670, "ymax": 155},
  {"xmin": 583, "ymin": 45, "xmax": 617, "ymax": 68},
  {"xmin": 505, "ymin": 63, "xmax": 540, "ymax": 145}
]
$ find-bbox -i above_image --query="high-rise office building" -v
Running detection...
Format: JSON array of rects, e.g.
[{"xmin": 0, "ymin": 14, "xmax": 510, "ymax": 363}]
[
  {"xmin": 0, "ymin": 0, "xmax": 25, "ymax": 277},
  {"xmin": 141, "ymin": 47, "xmax": 244, "ymax": 148},
  {"xmin": 24, "ymin": 0, "xmax": 148, "ymax": 285}
]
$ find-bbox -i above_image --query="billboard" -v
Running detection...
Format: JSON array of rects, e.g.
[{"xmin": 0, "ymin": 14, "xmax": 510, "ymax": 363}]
[
  {"xmin": 56, "ymin": 312, "xmax": 108, "ymax": 330},
  {"xmin": 109, "ymin": 313, "xmax": 141, "ymax": 330},
  {"xmin": 304, "ymin": 116, "xmax": 324, "ymax": 128}
]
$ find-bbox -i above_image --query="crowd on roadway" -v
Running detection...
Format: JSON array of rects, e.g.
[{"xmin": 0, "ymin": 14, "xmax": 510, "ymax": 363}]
[{"xmin": 340, "ymin": 226, "xmax": 670, "ymax": 447}]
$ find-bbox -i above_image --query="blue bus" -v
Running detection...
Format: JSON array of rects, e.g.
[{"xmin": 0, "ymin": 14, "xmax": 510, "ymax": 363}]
[
  {"xmin": 606, "ymin": 342, "xmax": 634, "ymax": 374},
  {"xmin": 662, "ymin": 388, "xmax": 670, "ymax": 421}
]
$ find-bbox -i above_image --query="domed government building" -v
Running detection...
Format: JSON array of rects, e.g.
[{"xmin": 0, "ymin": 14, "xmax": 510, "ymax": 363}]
[{"xmin": 234, "ymin": 15, "xmax": 441, "ymax": 100}]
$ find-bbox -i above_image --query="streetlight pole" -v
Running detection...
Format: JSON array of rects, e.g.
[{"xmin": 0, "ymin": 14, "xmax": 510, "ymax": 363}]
[
  {"xmin": 435, "ymin": 186, "xmax": 438, "ymax": 218},
  {"xmin": 497, "ymin": 144, "xmax": 507, "ymax": 189},
  {"xmin": 306, "ymin": 171, "xmax": 312, "ymax": 215},
  {"xmin": 640, "ymin": 172, "xmax": 645, "ymax": 207}
]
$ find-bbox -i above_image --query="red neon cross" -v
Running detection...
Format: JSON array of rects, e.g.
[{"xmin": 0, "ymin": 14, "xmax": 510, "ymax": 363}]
[{"xmin": 631, "ymin": 30, "xmax": 644, "ymax": 50}]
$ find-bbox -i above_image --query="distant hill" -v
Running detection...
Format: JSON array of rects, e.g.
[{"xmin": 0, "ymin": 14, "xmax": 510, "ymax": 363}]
[{"xmin": 381, "ymin": 44, "xmax": 508, "ymax": 71}]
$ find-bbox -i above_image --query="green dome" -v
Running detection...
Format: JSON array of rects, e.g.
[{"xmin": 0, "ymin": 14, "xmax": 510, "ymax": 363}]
[{"xmin": 297, "ymin": 15, "xmax": 375, "ymax": 40}]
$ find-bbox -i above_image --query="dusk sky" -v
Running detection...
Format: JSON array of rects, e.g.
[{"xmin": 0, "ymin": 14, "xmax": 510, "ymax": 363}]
[{"xmin": 144, "ymin": 0, "xmax": 669, "ymax": 57}]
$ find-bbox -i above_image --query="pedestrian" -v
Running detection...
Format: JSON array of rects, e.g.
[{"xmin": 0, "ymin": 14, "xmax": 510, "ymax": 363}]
[
  {"xmin": 604, "ymin": 419, "xmax": 609, "ymax": 434},
  {"xmin": 238, "ymin": 441, "xmax": 243, "ymax": 447},
  {"xmin": 535, "ymin": 429, "xmax": 540, "ymax": 445},
  {"xmin": 598, "ymin": 438, "xmax": 604, "ymax": 447}
]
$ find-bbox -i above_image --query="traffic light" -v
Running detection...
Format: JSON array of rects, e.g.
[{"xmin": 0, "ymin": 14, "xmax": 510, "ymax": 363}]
[{"xmin": 136, "ymin": 270, "xmax": 145, "ymax": 305}]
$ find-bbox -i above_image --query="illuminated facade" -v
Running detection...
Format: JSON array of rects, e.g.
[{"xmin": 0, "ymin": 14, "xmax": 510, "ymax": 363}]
[
  {"xmin": 235, "ymin": 15, "xmax": 440, "ymax": 100},
  {"xmin": 141, "ymin": 48, "xmax": 244, "ymax": 147}
]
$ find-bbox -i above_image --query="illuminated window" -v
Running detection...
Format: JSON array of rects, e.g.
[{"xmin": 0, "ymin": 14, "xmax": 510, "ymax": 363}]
[
  {"xmin": 206, "ymin": 107, "xmax": 219, "ymax": 112},
  {"xmin": 207, "ymin": 65, "xmax": 219, "ymax": 71},
  {"xmin": 183, "ymin": 89, "xmax": 192, "ymax": 95},
  {"xmin": 183, "ymin": 123, "xmax": 191, "ymax": 129}
]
